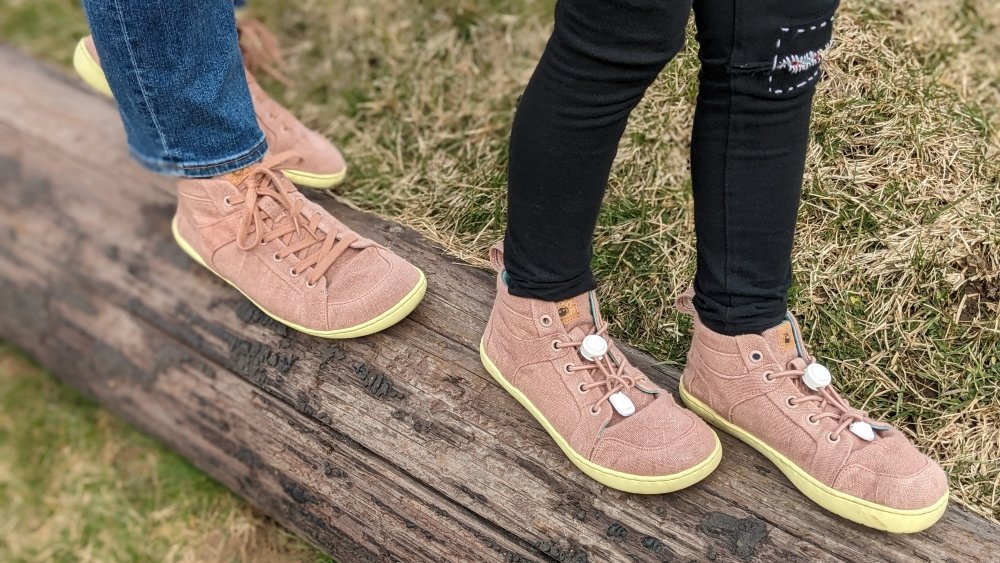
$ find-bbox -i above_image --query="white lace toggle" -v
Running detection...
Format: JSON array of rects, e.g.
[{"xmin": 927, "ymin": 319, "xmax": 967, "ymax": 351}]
[
  {"xmin": 580, "ymin": 334, "xmax": 609, "ymax": 361},
  {"xmin": 608, "ymin": 391, "xmax": 635, "ymax": 417},
  {"xmin": 850, "ymin": 421, "xmax": 875, "ymax": 442},
  {"xmin": 803, "ymin": 362, "xmax": 832, "ymax": 390}
]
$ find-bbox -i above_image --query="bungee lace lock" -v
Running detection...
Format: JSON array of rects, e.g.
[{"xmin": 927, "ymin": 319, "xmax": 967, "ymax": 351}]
[{"xmin": 572, "ymin": 333, "xmax": 636, "ymax": 417}]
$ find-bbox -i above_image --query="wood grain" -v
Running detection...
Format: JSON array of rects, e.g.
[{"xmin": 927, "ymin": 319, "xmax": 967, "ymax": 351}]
[{"xmin": 0, "ymin": 45, "xmax": 996, "ymax": 562}]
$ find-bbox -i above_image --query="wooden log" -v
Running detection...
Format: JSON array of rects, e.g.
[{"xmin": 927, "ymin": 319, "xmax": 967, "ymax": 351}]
[{"xmin": 0, "ymin": 45, "xmax": 997, "ymax": 562}]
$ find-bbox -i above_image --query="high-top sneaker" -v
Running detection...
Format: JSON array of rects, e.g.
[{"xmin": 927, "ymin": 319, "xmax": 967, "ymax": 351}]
[
  {"xmin": 173, "ymin": 152, "xmax": 425, "ymax": 338},
  {"xmin": 675, "ymin": 287, "xmax": 948, "ymax": 532},
  {"xmin": 480, "ymin": 244, "xmax": 721, "ymax": 493},
  {"xmin": 72, "ymin": 32, "xmax": 347, "ymax": 189}
]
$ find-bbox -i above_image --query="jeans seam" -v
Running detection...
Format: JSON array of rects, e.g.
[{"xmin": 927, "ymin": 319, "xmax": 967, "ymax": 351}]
[
  {"xmin": 719, "ymin": 0, "xmax": 737, "ymax": 328},
  {"xmin": 111, "ymin": 0, "xmax": 172, "ymax": 162}
]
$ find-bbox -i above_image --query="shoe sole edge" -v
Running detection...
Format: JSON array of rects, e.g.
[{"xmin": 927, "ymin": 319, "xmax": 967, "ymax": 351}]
[
  {"xmin": 480, "ymin": 341, "xmax": 722, "ymax": 494},
  {"xmin": 172, "ymin": 216, "xmax": 425, "ymax": 339},
  {"xmin": 679, "ymin": 380, "xmax": 948, "ymax": 533}
]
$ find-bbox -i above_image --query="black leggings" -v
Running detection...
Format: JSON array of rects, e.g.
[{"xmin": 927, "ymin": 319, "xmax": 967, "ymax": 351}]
[{"xmin": 503, "ymin": 0, "xmax": 839, "ymax": 336}]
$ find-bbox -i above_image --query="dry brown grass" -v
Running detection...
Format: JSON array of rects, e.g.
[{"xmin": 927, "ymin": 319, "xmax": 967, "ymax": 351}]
[{"xmin": 249, "ymin": 0, "xmax": 999, "ymax": 521}]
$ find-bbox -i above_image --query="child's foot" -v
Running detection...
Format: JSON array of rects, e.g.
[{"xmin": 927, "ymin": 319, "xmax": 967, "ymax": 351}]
[
  {"xmin": 173, "ymin": 152, "xmax": 425, "ymax": 338},
  {"xmin": 71, "ymin": 34, "xmax": 347, "ymax": 189},
  {"xmin": 674, "ymin": 288, "xmax": 948, "ymax": 532},
  {"xmin": 479, "ymin": 243, "xmax": 721, "ymax": 494}
]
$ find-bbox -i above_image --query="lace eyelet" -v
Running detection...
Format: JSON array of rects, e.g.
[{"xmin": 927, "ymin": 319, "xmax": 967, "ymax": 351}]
[
  {"xmin": 563, "ymin": 363, "xmax": 573, "ymax": 374},
  {"xmin": 763, "ymin": 371, "xmax": 775, "ymax": 382},
  {"xmin": 223, "ymin": 196, "xmax": 233, "ymax": 206},
  {"xmin": 551, "ymin": 340, "xmax": 561, "ymax": 351},
  {"xmin": 750, "ymin": 350, "xmax": 763, "ymax": 363},
  {"xmin": 805, "ymin": 414, "xmax": 818, "ymax": 426},
  {"xmin": 785, "ymin": 397, "xmax": 797, "ymax": 408},
  {"xmin": 272, "ymin": 252, "xmax": 283, "ymax": 262},
  {"xmin": 289, "ymin": 268, "xmax": 300, "ymax": 278},
  {"xmin": 589, "ymin": 405, "xmax": 601, "ymax": 416},
  {"xmin": 539, "ymin": 315, "xmax": 552, "ymax": 327},
  {"xmin": 826, "ymin": 433, "xmax": 840, "ymax": 444},
  {"xmin": 305, "ymin": 280, "xmax": 317, "ymax": 288},
  {"xmin": 577, "ymin": 383, "xmax": 587, "ymax": 394}
]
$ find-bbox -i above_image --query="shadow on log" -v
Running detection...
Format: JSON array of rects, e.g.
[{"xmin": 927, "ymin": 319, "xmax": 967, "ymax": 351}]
[{"xmin": 0, "ymin": 45, "xmax": 997, "ymax": 562}]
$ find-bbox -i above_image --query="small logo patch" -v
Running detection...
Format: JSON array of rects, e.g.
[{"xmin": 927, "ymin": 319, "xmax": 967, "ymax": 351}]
[
  {"xmin": 777, "ymin": 323, "xmax": 796, "ymax": 353},
  {"xmin": 556, "ymin": 298, "xmax": 580, "ymax": 324}
]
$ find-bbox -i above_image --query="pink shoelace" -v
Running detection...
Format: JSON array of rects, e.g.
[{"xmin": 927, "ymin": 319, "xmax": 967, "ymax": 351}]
[
  {"xmin": 556, "ymin": 322, "xmax": 645, "ymax": 416},
  {"xmin": 231, "ymin": 152, "xmax": 358, "ymax": 287},
  {"xmin": 768, "ymin": 357, "xmax": 871, "ymax": 442}
]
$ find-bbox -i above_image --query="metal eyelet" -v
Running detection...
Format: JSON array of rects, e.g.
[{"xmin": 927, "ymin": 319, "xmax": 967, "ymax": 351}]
[
  {"xmin": 289, "ymin": 268, "xmax": 300, "ymax": 278},
  {"xmin": 551, "ymin": 340, "xmax": 561, "ymax": 351},
  {"xmin": 272, "ymin": 252, "xmax": 283, "ymax": 262},
  {"xmin": 750, "ymin": 350, "xmax": 763, "ymax": 363},
  {"xmin": 589, "ymin": 405, "xmax": 601, "ymax": 416},
  {"xmin": 763, "ymin": 371, "xmax": 775, "ymax": 382},
  {"xmin": 539, "ymin": 315, "xmax": 552, "ymax": 327},
  {"xmin": 223, "ymin": 196, "xmax": 233, "ymax": 206},
  {"xmin": 305, "ymin": 279, "xmax": 317, "ymax": 288},
  {"xmin": 563, "ymin": 363, "xmax": 573, "ymax": 374},
  {"xmin": 826, "ymin": 433, "xmax": 840, "ymax": 444},
  {"xmin": 805, "ymin": 414, "xmax": 818, "ymax": 426},
  {"xmin": 785, "ymin": 397, "xmax": 797, "ymax": 408},
  {"xmin": 577, "ymin": 383, "xmax": 587, "ymax": 394}
]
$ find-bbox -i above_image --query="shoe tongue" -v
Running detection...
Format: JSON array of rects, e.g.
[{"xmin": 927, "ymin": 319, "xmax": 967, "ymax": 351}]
[
  {"xmin": 762, "ymin": 319, "xmax": 805, "ymax": 365},
  {"xmin": 555, "ymin": 292, "xmax": 598, "ymax": 339}
]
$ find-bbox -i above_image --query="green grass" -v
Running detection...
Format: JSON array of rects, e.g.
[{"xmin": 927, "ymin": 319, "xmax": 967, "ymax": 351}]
[
  {"xmin": 0, "ymin": 344, "xmax": 330, "ymax": 562},
  {"xmin": 0, "ymin": 0, "xmax": 997, "ymax": 555}
]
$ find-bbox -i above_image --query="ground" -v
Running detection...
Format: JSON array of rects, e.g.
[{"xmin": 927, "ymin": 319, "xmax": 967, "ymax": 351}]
[{"xmin": 0, "ymin": 0, "xmax": 996, "ymax": 560}]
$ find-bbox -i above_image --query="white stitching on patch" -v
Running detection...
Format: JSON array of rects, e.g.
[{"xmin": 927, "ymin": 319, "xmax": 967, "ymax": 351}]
[{"xmin": 767, "ymin": 16, "xmax": 834, "ymax": 94}]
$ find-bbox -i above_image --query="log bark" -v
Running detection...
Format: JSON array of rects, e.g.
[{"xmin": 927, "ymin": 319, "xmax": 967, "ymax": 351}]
[{"xmin": 0, "ymin": 45, "xmax": 997, "ymax": 562}]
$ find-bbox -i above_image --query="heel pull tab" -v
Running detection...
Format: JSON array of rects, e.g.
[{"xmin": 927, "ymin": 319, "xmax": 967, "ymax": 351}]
[
  {"xmin": 675, "ymin": 286, "xmax": 697, "ymax": 317},
  {"xmin": 488, "ymin": 240, "xmax": 505, "ymax": 273}
]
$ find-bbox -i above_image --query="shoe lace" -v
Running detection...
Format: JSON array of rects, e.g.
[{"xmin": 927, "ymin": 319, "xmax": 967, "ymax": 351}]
[
  {"xmin": 770, "ymin": 357, "xmax": 869, "ymax": 441},
  {"xmin": 557, "ymin": 322, "xmax": 642, "ymax": 415},
  {"xmin": 237, "ymin": 18, "xmax": 292, "ymax": 87},
  {"xmin": 232, "ymin": 152, "xmax": 358, "ymax": 286}
]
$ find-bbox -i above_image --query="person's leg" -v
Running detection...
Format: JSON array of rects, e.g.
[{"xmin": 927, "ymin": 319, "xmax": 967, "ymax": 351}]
[
  {"xmin": 82, "ymin": 0, "xmax": 266, "ymax": 177},
  {"xmin": 690, "ymin": 0, "xmax": 835, "ymax": 335},
  {"xmin": 76, "ymin": 0, "xmax": 347, "ymax": 187},
  {"xmin": 79, "ymin": 0, "xmax": 426, "ymax": 337},
  {"xmin": 679, "ymin": 0, "xmax": 949, "ymax": 532},
  {"xmin": 485, "ymin": 0, "xmax": 722, "ymax": 494},
  {"xmin": 503, "ymin": 0, "xmax": 692, "ymax": 301}
]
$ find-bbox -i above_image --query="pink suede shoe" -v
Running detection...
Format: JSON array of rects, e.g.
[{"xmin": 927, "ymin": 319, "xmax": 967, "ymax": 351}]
[
  {"xmin": 675, "ymin": 287, "xmax": 948, "ymax": 532},
  {"xmin": 173, "ymin": 152, "xmax": 425, "ymax": 338},
  {"xmin": 72, "ymin": 34, "xmax": 347, "ymax": 189},
  {"xmin": 479, "ymin": 244, "xmax": 721, "ymax": 494}
]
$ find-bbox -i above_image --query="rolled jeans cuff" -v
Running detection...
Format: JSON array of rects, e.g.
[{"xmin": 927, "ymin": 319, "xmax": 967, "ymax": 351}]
[{"xmin": 128, "ymin": 135, "xmax": 268, "ymax": 178}]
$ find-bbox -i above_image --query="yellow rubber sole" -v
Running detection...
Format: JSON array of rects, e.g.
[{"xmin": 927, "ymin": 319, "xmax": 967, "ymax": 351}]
[
  {"xmin": 172, "ymin": 217, "xmax": 426, "ymax": 339},
  {"xmin": 72, "ymin": 38, "xmax": 346, "ymax": 190},
  {"xmin": 282, "ymin": 167, "xmax": 348, "ymax": 189},
  {"xmin": 679, "ymin": 381, "xmax": 948, "ymax": 533},
  {"xmin": 480, "ymin": 342, "xmax": 722, "ymax": 494}
]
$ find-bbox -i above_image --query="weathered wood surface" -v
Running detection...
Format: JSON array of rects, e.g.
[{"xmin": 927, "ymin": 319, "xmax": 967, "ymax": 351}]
[{"xmin": 1, "ymin": 45, "xmax": 997, "ymax": 562}]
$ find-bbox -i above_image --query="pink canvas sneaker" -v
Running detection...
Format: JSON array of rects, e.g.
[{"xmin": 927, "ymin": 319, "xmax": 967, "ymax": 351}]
[
  {"xmin": 173, "ymin": 152, "xmax": 426, "ymax": 338},
  {"xmin": 72, "ymin": 34, "xmax": 347, "ymax": 189},
  {"xmin": 674, "ymin": 287, "xmax": 948, "ymax": 532},
  {"xmin": 479, "ymin": 244, "xmax": 721, "ymax": 494}
]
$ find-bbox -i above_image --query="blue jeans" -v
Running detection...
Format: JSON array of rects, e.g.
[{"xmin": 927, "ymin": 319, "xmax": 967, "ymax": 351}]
[{"xmin": 82, "ymin": 0, "xmax": 265, "ymax": 177}]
